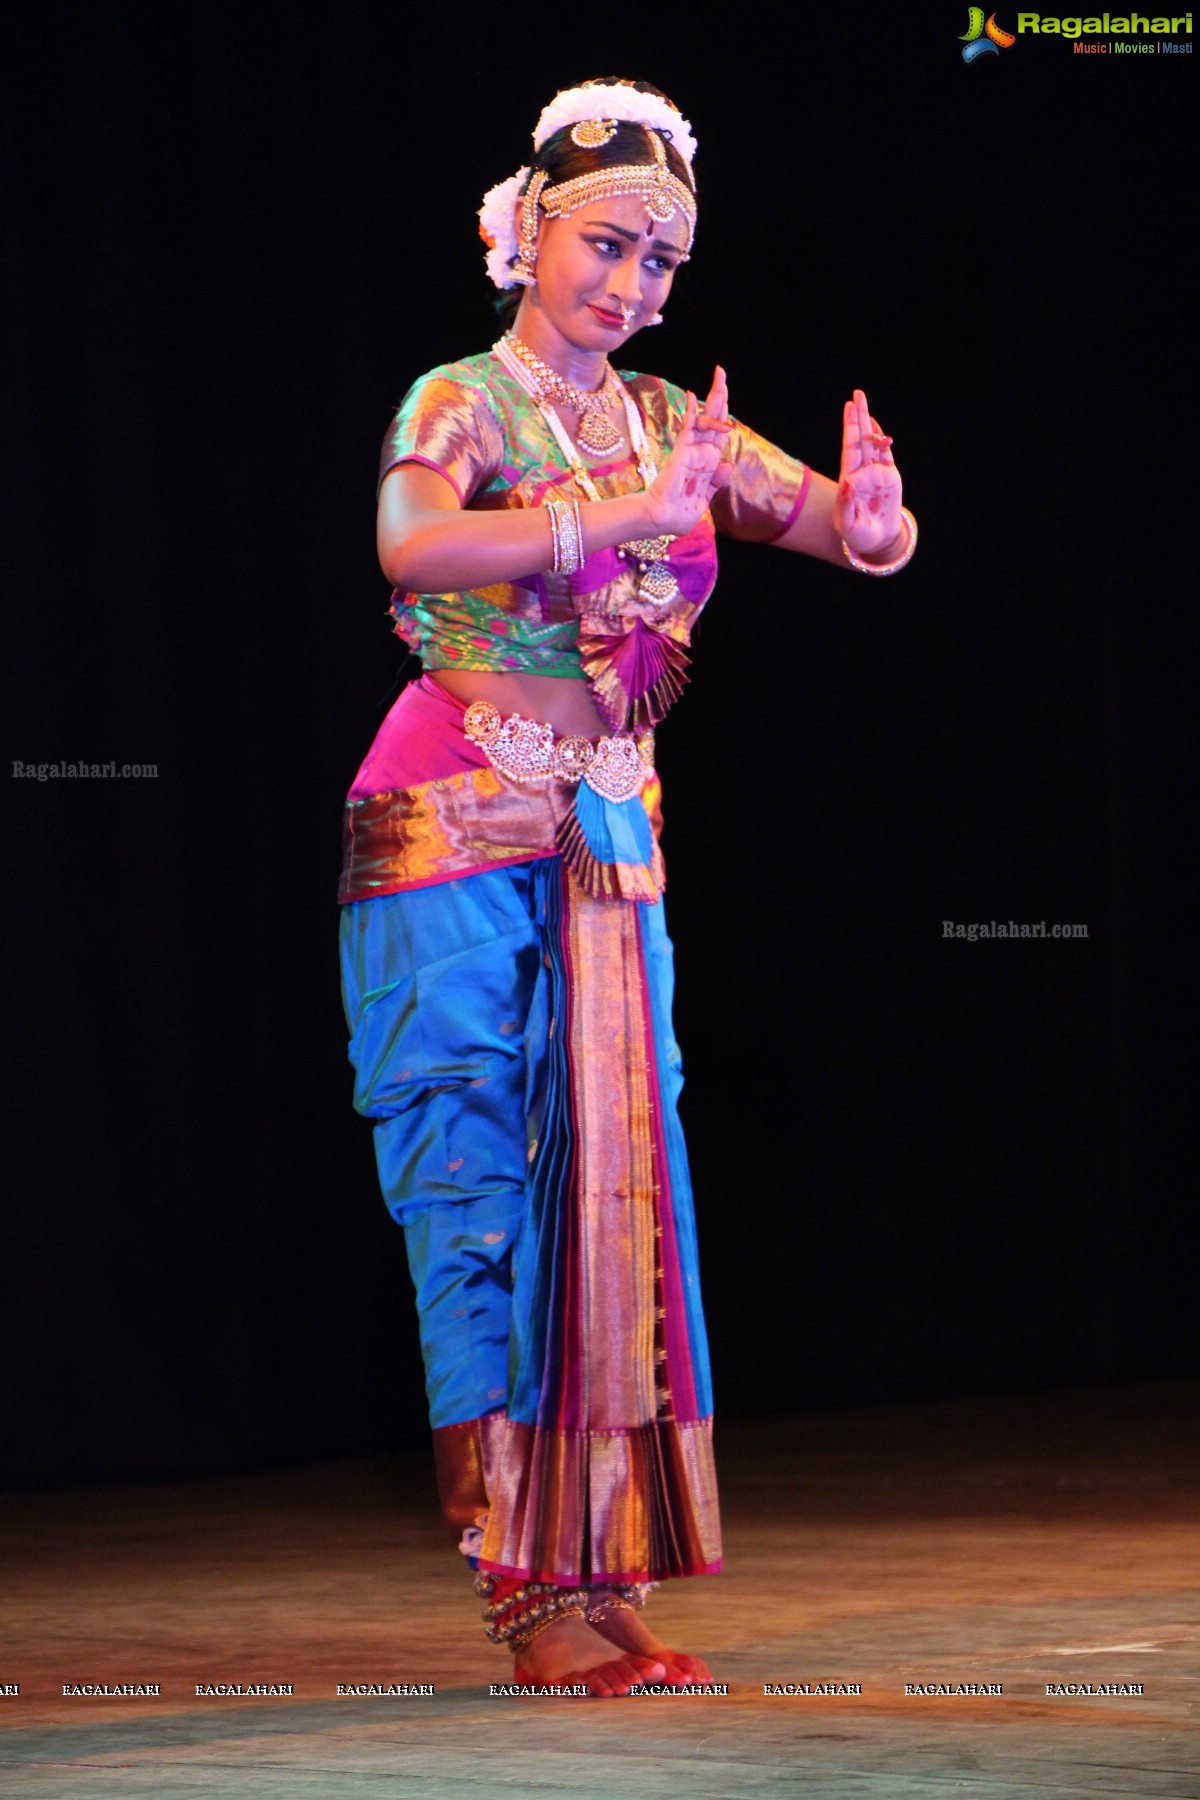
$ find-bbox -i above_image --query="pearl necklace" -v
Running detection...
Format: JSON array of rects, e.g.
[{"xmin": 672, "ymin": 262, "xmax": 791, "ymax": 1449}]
[
  {"xmin": 498, "ymin": 331, "xmax": 625, "ymax": 455},
  {"xmin": 492, "ymin": 336, "xmax": 678, "ymax": 606}
]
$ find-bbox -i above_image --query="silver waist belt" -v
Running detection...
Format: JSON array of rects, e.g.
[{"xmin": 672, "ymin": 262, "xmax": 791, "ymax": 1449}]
[{"xmin": 463, "ymin": 700, "xmax": 655, "ymax": 806}]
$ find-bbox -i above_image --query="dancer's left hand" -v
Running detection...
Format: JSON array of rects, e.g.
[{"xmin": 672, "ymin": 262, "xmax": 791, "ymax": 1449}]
[
  {"xmin": 695, "ymin": 364, "xmax": 732, "ymax": 452},
  {"xmin": 832, "ymin": 388, "xmax": 904, "ymax": 557}
]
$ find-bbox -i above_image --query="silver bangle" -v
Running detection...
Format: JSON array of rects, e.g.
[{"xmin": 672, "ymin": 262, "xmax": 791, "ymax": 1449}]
[
  {"xmin": 842, "ymin": 506, "xmax": 918, "ymax": 576},
  {"xmin": 560, "ymin": 497, "xmax": 582, "ymax": 575},
  {"xmin": 547, "ymin": 498, "xmax": 583, "ymax": 575}
]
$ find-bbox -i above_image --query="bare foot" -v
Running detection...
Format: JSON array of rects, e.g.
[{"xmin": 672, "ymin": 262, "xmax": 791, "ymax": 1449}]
[
  {"xmin": 585, "ymin": 1599, "xmax": 713, "ymax": 1684},
  {"xmin": 511, "ymin": 1612, "xmax": 666, "ymax": 1698}
]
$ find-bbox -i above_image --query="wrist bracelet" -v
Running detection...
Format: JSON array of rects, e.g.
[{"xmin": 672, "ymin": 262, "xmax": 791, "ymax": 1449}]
[
  {"xmin": 546, "ymin": 498, "xmax": 584, "ymax": 576},
  {"xmin": 560, "ymin": 497, "xmax": 582, "ymax": 574},
  {"xmin": 842, "ymin": 506, "xmax": 918, "ymax": 576}
]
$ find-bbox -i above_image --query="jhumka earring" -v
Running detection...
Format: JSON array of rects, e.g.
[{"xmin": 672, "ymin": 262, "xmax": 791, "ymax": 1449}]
[{"xmin": 512, "ymin": 169, "xmax": 548, "ymax": 287}]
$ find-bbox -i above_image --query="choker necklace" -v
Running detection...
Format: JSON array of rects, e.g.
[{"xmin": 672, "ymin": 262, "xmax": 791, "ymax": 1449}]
[
  {"xmin": 497, "ymin": 331, "xmax": 624, "ymax": 455},
  {"xmin": 493, "ymin": 335, "xmax": 678, "ymax": 606}
]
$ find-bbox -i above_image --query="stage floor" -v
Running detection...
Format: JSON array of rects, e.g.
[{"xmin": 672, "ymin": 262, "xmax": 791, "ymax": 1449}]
[{"xmin": 1, "ymin": 1382, "xmax": 1197, "ymax": 1799}]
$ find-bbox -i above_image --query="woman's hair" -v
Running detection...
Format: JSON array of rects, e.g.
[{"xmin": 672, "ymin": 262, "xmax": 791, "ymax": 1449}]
[{"xmin": 493, "ymin": 79, "xmax": 693, "ymax": 327}]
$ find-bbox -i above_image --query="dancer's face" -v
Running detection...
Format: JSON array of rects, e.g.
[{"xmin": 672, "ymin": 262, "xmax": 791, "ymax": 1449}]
[{"xmin": 521, "ymin": 191, "xmax": 688, "ymax": 351}]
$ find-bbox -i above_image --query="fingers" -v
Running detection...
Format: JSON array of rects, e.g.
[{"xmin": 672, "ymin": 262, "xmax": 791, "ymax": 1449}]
[
  {"xmin": 655, "ymin": 388, "xmax": 733, "ymax": 527},
  {"xmin": 837, "ymin": 391, "xmax": 866, "ymax": 530},
  {"xmin": 678, "ymin": 370, "xmax": 730, "ymax": 448},
  {"xmin": 703, "ymin": 362, "xmax": 729, "ymax": 424},
  {"xmin": 841, "ymin": 389, "xmax": 895, "ymax": 497},
  {"xmin": 855, "ymin": 389, "xmax": 873, "ymax": 463},
  {"xmin": 669, "ymin": 401, "xmax": 723, "ymax": 476},
  {"xmin": 698, "ymin": 366, "xmax": 731, "ymax": 442},
  {"xmin": 868, "ymin": 412, "xmax": 895, "ymax": 464},
  {"xmin": 679, "ymin": 386, "xmax": 733, "ymax": 452},
  {"xmin": 840, "ymin": 396, "xmax": 864, "ymax": 482}
]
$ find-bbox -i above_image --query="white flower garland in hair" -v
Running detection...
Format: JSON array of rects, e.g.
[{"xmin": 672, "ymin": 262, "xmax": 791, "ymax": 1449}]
[
  {"xmin": 533, "ymin": 84, "xmax": 697, "ymax": 166},
  {"xmin": 478, "ymin": 166, "xmax": 529, "ymax": 289},
  {"xmin": 477, "ymin": 87, "xmax": 699, "ymax": 290}
]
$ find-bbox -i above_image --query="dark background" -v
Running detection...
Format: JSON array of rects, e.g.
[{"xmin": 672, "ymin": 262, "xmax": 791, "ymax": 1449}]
[{"xmin": 3, "ymin": 6, "xmax": 1192, "ymax": 1489}]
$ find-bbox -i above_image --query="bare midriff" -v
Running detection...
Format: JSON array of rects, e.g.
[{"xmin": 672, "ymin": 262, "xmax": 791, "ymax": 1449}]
[{"xmin": 431, "ymin": 668, "xmax": 613, "ymax": 737}]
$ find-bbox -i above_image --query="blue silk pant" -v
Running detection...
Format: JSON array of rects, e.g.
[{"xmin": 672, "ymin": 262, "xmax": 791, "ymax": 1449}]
[{"xmin": 339, "ymin": 855, "xmax": 720, "ymax": 1583}]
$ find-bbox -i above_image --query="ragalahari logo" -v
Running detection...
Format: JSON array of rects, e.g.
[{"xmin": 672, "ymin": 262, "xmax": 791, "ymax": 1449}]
[{"xmin": 961, "ymin": 8, "xmax": 1017, "ymax": 58}]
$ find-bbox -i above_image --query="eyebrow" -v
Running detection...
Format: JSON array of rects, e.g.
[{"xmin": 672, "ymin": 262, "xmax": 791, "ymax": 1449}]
[{"xmin": 586, "ymin": 219, "xmax": 685, "ymax": 256}]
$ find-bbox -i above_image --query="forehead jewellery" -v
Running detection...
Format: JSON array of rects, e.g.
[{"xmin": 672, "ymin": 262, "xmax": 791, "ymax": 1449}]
[
  {"xmin": 493, "ymin": 331, "xmax": 680, "ymax": 607},
  {"xmin": 540, "ymin": 126, "xmax": 695, "ymax": 245},
  {"xmin": 478, "ymin": 83, "xmax": 698, "ymax": 292}
]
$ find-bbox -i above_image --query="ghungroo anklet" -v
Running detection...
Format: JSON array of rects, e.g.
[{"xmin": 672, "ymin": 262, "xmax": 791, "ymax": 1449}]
[
  {"xmin": 583, "ymin": 1579, "xmax": 660, "ymax": 1623},
  {"xmin": 510, "ymin": 1604, "xmax": 586, "ymax": 1658},
  {"xmin": 477, "ymin": 1576, "xmax": 590, "ymax": 1649}
]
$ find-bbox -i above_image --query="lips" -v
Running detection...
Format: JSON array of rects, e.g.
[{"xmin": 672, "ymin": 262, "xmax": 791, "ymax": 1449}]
[{"xmin": 587, "ymin": 304, "xmax": 626, "ymax": 329}]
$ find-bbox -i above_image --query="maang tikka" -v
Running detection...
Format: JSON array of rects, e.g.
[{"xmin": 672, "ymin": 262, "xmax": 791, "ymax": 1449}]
[{"xmin": 478, "ymin": 84, "xmax": 699, "ymax": 293}]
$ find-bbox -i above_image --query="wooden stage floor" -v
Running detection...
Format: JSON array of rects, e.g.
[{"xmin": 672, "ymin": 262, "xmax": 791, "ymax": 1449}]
[{"xmin": 1, "ymin": 1381, "xmax": 1196, "ymax": 1799}]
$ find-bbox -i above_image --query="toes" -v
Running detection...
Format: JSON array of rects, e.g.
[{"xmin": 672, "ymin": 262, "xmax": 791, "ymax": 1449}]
[
  {"xmin": 585, "ymin": 1654, "xmax": 661, "ymax": 1698},
  {"xmin": 572, "ymin": 1661, "xmax": 621, "ymax": 1698},
  {"xmin": 596, "ymin": 1657, "xmax": 638, "ymax": 1696},
  {"xmin": 513, "ymin": 1651, "xmax": 679, "ymax": 1700},
  {"xmin": 656, "ymin": 1651, "xmax": 713, "ymax": 1684}
]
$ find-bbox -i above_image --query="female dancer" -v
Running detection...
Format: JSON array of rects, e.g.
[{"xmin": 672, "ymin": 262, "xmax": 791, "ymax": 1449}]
[{"xmin": 339, "ymin": 78, "xmax": 914, "ymax": 1698}]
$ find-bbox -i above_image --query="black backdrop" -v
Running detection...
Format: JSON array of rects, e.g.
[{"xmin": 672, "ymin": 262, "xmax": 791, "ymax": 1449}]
[{"xmin": 3, "ymin": 6, "xmax": 1193, "ymax": 1489}]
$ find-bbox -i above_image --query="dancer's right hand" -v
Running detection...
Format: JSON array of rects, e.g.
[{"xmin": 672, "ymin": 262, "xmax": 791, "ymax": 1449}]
[{"xmin": 643, "ymin": 384, "xmax": 733, "ymax": 538}]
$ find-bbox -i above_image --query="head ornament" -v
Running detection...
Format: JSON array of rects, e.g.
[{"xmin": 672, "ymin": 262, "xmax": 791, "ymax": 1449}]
[
  {"xmin": 532, "ymin": 83, "xmax": 697, "ymax": 166},
  {"xmin": 477, "ymin": 82, "xmax": 698, "ymax": 291}
]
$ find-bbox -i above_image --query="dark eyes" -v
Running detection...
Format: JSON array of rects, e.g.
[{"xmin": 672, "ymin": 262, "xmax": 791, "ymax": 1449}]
[{"xmin": 587, "ymin": 237, "xmax": 676, "ymax": 275}]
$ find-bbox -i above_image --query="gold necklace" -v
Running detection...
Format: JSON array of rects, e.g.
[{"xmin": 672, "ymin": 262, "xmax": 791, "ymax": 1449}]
[
  {"xmin": 499, "ymin": 331, "xmax": 624, "ymax": 455},
  {"xmin": 493, "ymin": 337, "xmax": 678, "ymax": 605}
]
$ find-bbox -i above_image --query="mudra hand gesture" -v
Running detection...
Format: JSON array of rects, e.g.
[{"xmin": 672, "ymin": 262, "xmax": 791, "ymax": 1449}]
[
  {"xmin": 643, "ymin": 381, "xmax": 734, "ymax": 538},
  {"xmin": 833, "ymin": 387, "xmax": 904, "ymax": 558},
  {"xmin": 646, "ymin": 371, "xmax": 907, "ymax": 566}
]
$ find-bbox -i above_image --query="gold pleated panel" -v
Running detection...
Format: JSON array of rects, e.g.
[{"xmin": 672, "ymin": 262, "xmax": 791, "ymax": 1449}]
[
  {"xmin": 569, "ymin": 886, "xmax": 659, "ymax": 1427},
  {"xmin": 338, "ymin": 768, "xmax": 573, "ymax": 902},
  {"xmin": 476, "ymin": 877, "xmax": 721, "ymax": 1583},
  {"xmin": 431, "ymin": 1409, "xmax": 510, "ymax": 1544},
  {"xmin": 479, "ymin": 1417, "xmax": 720, "ymax": 1583}
]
